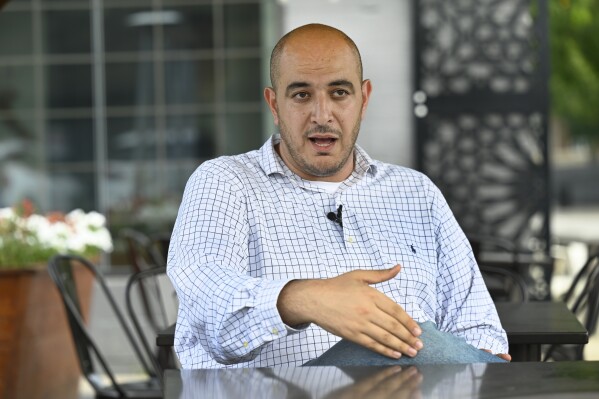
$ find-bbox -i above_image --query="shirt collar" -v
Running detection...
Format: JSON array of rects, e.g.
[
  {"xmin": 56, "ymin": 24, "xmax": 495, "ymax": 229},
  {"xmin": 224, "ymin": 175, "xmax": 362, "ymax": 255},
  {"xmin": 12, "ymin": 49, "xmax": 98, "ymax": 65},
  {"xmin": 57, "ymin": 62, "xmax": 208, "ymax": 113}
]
[
  {"xmin": 260, "ymin": 133, "xmax": 376, "ymax": 178},
  {"xmin": 258, "ymin": 134, "xmax": 378, "ymax": 180}
]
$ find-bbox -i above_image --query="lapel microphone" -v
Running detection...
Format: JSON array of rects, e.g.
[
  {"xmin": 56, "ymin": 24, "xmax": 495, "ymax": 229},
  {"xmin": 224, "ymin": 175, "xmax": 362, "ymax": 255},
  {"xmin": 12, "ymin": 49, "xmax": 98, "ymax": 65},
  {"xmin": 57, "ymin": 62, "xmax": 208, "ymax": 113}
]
[{"xmin": 327, "ymin": 205, "xmax": 343, "ymax": 227}]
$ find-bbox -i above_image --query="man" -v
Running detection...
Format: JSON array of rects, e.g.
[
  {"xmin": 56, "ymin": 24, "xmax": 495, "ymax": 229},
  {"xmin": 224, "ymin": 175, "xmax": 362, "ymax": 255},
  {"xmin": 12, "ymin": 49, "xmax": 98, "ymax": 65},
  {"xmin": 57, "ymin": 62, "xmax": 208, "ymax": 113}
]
[{"xmin": 167, "ymin": 23, "xmax": 510, "ymax": 368}]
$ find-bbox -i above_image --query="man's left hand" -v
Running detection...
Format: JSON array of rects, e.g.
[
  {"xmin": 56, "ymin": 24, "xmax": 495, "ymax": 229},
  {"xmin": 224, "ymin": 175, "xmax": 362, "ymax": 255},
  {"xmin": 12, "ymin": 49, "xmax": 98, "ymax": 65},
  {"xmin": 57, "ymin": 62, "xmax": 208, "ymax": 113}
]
[{"xmin": 482, "ymin": 349, "xmax": 511, "ymax": 362}]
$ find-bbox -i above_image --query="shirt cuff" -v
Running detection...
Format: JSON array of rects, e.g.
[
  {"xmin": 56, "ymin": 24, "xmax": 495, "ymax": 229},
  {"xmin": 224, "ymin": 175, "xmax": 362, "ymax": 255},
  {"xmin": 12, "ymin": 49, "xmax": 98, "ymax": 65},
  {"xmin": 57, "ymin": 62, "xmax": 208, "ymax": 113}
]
[{"xmin": 254, "ymin": 278, "xmax": 309, "ymax": 342}]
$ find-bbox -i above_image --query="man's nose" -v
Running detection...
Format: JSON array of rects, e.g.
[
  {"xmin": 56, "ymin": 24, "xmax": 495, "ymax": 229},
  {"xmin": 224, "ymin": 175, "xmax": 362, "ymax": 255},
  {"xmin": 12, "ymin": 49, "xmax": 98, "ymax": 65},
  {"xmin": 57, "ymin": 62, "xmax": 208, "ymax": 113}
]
[{"xmin": 311, "ymin": 94, "xmax": 333, "ymax": 125}]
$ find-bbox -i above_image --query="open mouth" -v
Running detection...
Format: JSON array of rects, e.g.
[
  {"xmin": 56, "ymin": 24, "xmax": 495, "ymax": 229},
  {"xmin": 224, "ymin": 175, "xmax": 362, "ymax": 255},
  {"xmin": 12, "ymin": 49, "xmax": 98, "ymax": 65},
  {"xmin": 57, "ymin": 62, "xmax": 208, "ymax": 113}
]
[{"xmin": 309, "ymin": 137, "xmax": 337, "ymax": 148}]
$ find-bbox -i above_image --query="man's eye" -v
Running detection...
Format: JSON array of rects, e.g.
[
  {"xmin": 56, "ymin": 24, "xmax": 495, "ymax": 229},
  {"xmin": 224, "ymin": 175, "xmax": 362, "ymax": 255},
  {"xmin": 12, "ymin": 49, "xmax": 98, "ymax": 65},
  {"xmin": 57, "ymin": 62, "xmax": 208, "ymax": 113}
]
[
  {"xmin": 332, "ymin": 89, "xmax": 348, "ymax": 97},
  {"xmin": 293, "ymin": 92, "xmax": 309, "ymax": 99}
]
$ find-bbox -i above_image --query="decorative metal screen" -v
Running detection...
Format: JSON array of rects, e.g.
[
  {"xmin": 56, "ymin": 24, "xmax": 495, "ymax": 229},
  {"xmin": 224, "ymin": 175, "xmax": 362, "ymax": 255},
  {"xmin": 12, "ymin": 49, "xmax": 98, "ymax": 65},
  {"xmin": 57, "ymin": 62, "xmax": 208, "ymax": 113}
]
[{"xmin": 413, "ymin": 0, "xmax": 550, "ymax": 256}]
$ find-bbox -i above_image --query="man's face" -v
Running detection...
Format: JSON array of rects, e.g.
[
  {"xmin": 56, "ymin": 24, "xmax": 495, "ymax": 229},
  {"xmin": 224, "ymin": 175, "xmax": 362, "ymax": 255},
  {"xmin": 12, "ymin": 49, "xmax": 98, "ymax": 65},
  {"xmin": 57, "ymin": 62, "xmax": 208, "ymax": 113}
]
[{"xmin": 264, "ymin": 35, "xmax": 372, "ymax": 182}]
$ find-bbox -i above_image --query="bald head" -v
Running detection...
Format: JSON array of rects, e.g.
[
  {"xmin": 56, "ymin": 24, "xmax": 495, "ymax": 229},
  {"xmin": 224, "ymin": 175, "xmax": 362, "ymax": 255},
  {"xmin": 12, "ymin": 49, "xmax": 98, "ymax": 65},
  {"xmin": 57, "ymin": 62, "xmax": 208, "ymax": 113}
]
[{"xmin": 269, "ymin": 23, "xmax": 363, "ymax": 91}]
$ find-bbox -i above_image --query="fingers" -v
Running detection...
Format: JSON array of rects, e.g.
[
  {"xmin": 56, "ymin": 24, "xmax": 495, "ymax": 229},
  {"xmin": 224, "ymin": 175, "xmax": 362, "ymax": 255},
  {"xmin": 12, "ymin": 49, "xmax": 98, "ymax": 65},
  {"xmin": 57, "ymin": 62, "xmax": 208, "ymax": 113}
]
[
  {"xmin": 359, "ymin": 264, "xmax": 401, "ymax": 285},
  {"xmin": 355, "ymin": 319, "xmax": 423, "ymax": 359},
  {"xmin": 481, "ymin": 349, "xmax": 512, "ymax": 362},
  {"xmin": 371, "ymin": 310, "xmax": 423, "ymax": 356},
  {"xmin": 379, "ymin": 298, "xmax": 422, "ymax": 337},
  {"xmin": 497, "ymin": 353, "xmax": 512, "ymax": 362},
  {"xmin": 309, "ymin": 265, "xmax": 424, "ymax": 359},
  {"xmin": 351, "ymin": 265, "xmax": 421, "ymax": 338},
  {"xmin": 343, "ymin": 265, "xmax": 423, "ymax": 358}
]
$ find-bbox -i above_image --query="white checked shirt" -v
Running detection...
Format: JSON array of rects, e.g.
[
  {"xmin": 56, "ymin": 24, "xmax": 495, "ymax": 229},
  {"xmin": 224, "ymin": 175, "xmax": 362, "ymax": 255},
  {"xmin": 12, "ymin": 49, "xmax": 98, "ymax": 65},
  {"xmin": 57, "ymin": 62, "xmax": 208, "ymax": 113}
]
[{"xmin": 167, "ymin": 135, "xmax": 509, "ymax": 369}]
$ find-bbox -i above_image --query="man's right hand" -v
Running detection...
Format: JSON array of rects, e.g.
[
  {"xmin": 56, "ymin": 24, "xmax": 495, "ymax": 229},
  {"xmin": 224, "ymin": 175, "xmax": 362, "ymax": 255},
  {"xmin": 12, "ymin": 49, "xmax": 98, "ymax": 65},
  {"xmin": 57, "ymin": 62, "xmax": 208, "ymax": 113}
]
[{"xmin": 277, "ymin": 265, "xmax": 423, "ymax": 359}]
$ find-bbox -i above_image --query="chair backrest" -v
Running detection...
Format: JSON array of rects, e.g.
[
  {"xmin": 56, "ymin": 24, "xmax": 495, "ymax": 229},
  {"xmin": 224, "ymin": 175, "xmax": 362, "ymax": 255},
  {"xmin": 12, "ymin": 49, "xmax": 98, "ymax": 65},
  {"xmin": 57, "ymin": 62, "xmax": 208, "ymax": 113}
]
[
  {"xmin": 47, "ymin": 254, "xmax": 161, "ymax": 398},
  {"xmin": 479, "ymin": 264, "xmax": 529, "ymax": 302},
  {"xmin": 543, "ymin": 252, "xmax": 599, "ymax": 361},
  {"xmin": 468, "ymin": 235, "xmax": 529, "ymax": 302},
  {"xmin": 468, "ymin": 234, "xmax": 519, "ymax": 263},
  {"xmin": 150, "ymin": 232, "xmax": 171, "ymax": 267},
  {"xmin": 563, "ymin": 252, "xmax": 599, "ymax": 334},
  {"xmin": 125, "ymin": 266, "xmax": 178, "ymax": 375},
  {"xmin": 121, "ymin": 228, "xmax": 171, "ymax": 332},
  {"xmin": 121, "ymin": 228, "xmax": 165, "ymax": 271}
]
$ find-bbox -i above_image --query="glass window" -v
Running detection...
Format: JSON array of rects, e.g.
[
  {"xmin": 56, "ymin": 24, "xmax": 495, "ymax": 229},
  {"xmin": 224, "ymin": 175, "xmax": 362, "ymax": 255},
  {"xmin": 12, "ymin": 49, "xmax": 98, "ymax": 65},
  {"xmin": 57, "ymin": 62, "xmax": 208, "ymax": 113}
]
[
  {"xmin": 164, "ymin": 160, "xmax": 201, "ymax": 193},
  {"xmin": 0, "ymin": 125, "xmax": 43, "ymax": 208},
  {"xmin": 224, "ymin": 57, "xmax": 262, "ymax": 102},
  {"xmin": 104, "ymin": 7, "xmax": 155, "ymax": 53},
  {"xmin": 106, "ymin": 116, "xmax": 156, "ymax": 160},
  {"xmin": 0, "ymin": 0, "xmax": 266, "ymax": 270},
  {"xmin": 165, "ymin": 114, "xmax": 215, "ymax": 159},
  {"xmin": 42, "ymin": 10, "xmax": 91, "ymax": 54},
  {"xmin": 105, "ymin": 161, "xmax": 161, "ymax": 208},
  {"xmin": 162, "ymin": 5, "xmax": 213, "ymax": 51},
  {"xmin": 104, "ymin": 161, "xmax": 165, "ymax": 240},
  {"xmin": 224, "ymin": 3, "xmax": 260, "ymax": 48},
  {"xmin": 164, "ymin": 60, "xmax": 215, "ymax": 105},
  {"xmin": 45, "ymin": 64, "xmax": 93, "ymax": 108},
  {"xmin": 0, "ymin": 65, "xmax": 35, "ymax": 109},
  {"xmin": 103, "ymin": 0, "xmax": 151, "ymax": 6},
  {"xmin": 0, "ymin": 116, "xmax": 35, "ymax": 143},
  {"xmin": 45, "ymin": 118, "xmax": 94, "ymax": 163},
  {"xmin": 48, "ymin": 171, "xmax": 96, "ymax": 212},
  {"xmin": 224, "ymin": 112, "xmax": 262, "ymax": 154},
  {"xmin": 0, "ymin": 11, "xmax": 33, "ymax": 56},
  {"xmin": 105, "ymin": 62, "xmax": 155, "ymax": 106}
]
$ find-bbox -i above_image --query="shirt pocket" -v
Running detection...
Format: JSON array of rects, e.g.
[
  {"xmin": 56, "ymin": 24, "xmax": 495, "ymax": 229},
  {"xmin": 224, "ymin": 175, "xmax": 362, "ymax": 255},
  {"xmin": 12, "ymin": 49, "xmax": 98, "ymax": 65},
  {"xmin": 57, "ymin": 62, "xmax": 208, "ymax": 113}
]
[{"xmin": 372, "ymin": 232, "xmax": 437, "ymax": 316}]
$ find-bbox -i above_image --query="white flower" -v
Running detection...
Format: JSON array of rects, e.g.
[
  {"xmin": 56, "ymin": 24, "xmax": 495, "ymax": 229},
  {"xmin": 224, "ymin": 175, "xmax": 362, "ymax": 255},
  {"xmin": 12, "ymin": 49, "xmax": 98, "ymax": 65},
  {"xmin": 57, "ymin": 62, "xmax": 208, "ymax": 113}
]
[
  {"xmin": 0, "ymin": 205, "xmax": 113, "ymax": 268},
  {"xmin": 0, "ymin": 207, "xmax": 16, "ymax": 220}
]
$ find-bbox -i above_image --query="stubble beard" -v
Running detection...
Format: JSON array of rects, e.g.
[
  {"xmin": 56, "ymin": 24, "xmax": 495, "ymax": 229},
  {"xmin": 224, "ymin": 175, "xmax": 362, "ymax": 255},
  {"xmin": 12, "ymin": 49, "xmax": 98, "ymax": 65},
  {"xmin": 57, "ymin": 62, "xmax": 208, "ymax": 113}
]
[{"xmin": 277, "ymin": 117, "xmax": 362, "ymax": 179}]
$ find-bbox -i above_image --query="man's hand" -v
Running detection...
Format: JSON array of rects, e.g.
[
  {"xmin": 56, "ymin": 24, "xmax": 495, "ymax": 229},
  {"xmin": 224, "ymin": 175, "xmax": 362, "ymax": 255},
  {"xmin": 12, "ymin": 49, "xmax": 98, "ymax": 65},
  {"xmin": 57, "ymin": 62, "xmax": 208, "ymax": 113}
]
[
  {"xmin": 277, "ymin": 265, "xmax": 423, "ymax": 359},
  {"xmin": 482, "ymin": 349, "xmax": 511, "ymax": 362}
]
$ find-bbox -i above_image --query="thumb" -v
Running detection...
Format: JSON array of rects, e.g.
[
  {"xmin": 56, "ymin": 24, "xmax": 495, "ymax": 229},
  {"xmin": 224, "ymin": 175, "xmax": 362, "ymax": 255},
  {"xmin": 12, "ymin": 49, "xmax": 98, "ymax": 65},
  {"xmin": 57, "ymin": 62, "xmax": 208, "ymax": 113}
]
[{"xmin": 361, "ymin": 264, "xmax": 401, "ymax": 285}]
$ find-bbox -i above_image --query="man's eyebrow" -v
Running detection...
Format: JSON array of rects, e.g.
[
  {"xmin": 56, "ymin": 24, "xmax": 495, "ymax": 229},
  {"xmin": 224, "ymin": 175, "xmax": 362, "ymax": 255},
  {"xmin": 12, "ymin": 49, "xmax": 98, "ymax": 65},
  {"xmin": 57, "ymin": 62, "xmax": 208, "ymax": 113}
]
[
  {"xmin": 329, "ymin": 80, "xmax": 355, "ymax": 92},
  {"xmin": 285, "ymin": 80, "xmax": 356, "ymax": 96},
  {"xmin": 285, "ymin": 82, "xmax": 310, "ymax": 96}
]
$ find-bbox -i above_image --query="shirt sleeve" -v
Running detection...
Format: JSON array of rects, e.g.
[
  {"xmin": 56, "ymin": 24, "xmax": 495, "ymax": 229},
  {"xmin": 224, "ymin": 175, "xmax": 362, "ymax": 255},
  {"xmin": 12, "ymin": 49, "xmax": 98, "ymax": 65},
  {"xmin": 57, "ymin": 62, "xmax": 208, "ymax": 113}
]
[
  {"xmin": 426, "ymin": 178, "xmax": 510, "ymax": 355},
  {"xmin": 167, "ymin": 164, "xmax": 303, "ymax": 366}
]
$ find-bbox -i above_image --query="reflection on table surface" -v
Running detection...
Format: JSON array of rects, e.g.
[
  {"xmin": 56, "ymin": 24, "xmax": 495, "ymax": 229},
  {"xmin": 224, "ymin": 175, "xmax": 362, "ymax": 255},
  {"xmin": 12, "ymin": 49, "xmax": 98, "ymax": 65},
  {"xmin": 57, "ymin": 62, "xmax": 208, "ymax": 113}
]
[{"xmin": 164, "ymin": 361, "xmax": 599, "ymax": 399}]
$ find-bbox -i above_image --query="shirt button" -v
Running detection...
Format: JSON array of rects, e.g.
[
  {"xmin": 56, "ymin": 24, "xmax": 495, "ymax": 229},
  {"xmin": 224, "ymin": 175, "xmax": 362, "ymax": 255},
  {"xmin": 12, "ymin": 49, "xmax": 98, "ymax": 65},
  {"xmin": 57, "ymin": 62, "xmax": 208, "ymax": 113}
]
[
  {"xmin": 347, "ymin": 236, "xmax": 355, "ymax": 243},
  {"xmin": 272, "ymin": 328, "xmax": 279, "ymax": 335},
  {"xmin": 243, "ymin": 341, "xmax": 249, "ymax": 348}
]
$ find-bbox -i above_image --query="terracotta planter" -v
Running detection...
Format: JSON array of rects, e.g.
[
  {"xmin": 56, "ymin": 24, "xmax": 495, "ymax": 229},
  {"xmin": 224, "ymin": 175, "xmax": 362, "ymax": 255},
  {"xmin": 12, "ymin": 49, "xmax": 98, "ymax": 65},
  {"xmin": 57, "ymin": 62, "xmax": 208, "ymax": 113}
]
[{"xmin": 0, "ymin": 264, "xmax": 93, "ymax": 399}]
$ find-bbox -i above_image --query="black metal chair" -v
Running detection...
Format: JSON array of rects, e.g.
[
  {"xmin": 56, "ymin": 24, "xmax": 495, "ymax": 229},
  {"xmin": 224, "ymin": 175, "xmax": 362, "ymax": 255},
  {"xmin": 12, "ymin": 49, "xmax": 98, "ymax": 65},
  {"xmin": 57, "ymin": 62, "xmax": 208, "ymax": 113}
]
[
  {"xmin": 150, "ymin": 231, "xmax": 171, "ymax": 266},
  {"xmin": 479, "ymin": 264, "xmax": 529, "ymax": 302},
  {"xmin": 543, "ymin": 252, "xmax": 599, "ymax": 361},
  {"xmin": 125, "ymin": 266, "xmax": 178, "ymax": 374},
  {"xmin": 121, "ymin": 228, "xmax": 166, "ymax": 271},
  {"xmin": 47, "ymin": 254, "xmax": 162, "ymax": 399},
  {"xmin": 121, "ymin": 229, "xmax": 171, "ymax": 333},
  {"xmin": 468, "ymin": 235, "xmax": 530, "ymax": 302}
]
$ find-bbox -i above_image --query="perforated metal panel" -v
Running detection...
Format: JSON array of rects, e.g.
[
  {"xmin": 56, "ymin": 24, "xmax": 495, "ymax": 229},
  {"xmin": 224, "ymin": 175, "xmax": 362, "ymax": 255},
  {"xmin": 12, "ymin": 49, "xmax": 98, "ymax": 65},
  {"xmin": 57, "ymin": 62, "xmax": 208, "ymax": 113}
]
[{"xmin": 413, "ymin": 0, "xmax": 550, "ymax": 255}]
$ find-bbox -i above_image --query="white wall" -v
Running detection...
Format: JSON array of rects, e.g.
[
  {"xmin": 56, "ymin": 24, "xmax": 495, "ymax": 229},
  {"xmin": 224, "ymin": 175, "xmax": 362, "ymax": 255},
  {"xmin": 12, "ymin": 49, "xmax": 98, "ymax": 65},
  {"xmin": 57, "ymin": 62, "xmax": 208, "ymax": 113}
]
[{"xmin": 278, "ymin": 0, "xmax": 415, "ymax": 167}]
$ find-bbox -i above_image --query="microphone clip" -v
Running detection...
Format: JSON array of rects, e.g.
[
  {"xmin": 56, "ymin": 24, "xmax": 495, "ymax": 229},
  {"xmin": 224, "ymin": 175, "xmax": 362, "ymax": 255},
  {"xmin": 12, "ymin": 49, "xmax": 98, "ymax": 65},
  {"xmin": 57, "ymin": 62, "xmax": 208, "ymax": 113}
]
[{"xmin": 327, "ymin": 205, "xmax": 343, "ymax": 227}]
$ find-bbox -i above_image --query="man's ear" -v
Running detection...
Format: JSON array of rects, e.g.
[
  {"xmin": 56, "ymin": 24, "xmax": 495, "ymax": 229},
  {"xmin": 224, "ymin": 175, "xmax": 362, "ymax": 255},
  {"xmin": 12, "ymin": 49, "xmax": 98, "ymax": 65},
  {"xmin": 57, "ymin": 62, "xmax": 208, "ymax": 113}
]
[
  {"xmin": 360, "ymin": 79, "xmax": 373, "ymax": 119},
  {"xmin": 264, "ymin": 87, "xmax": 279, "ymax": 126}
]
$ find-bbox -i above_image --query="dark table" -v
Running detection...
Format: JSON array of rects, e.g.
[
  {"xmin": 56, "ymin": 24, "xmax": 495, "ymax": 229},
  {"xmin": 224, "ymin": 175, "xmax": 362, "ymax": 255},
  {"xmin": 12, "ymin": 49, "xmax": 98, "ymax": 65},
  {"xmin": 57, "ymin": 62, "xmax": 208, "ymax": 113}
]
[
  {"xmin": 157, "ymin": 301, "xmax": 588, "ymax": 363},
  {"xmin": 163, "ymin": 361, "xmax": 599, "ymax": 399},
  {"xmin": 494, "ymin": 301, "xmax": 588, "ymax": 361}
]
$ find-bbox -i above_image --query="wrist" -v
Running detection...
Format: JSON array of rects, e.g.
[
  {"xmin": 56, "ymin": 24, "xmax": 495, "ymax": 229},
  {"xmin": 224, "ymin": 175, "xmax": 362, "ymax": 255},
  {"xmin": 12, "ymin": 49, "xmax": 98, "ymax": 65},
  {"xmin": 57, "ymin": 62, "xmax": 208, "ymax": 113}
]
[{"xmin": 277, "ymin": 279, "xmax": 322, "ymax": 326}]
